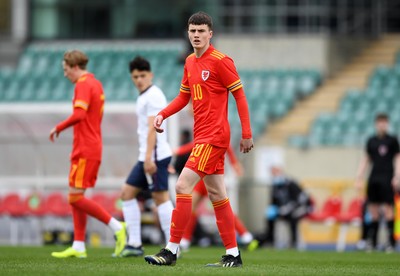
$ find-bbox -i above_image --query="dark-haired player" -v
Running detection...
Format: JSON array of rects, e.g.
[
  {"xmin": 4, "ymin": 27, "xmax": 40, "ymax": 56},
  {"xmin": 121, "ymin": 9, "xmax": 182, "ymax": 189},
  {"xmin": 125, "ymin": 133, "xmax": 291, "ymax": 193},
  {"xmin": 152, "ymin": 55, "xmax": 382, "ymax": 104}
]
[
  {"xmin": 119, "ymin": 56, "xmax": 174, "ymax": 257},
  {"xmin": 144, "ymin": 11, "xmax": 253, "ymax": 267}
]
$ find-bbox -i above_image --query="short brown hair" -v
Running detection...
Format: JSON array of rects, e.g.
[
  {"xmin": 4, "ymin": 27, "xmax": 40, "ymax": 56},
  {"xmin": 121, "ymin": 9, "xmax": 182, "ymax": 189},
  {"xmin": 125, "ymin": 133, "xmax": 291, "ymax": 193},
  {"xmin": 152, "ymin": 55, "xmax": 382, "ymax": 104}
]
[
  {"xmin": 375, "ymin": 113, "xmax": 389, "ymax": 122},
  {"xmin": 188, "ymin": 11, "xmax": 213, "ymax": 30},
  {"xmin": 63, "ymin": 50, "xmax": 89, "ymax": 69}
]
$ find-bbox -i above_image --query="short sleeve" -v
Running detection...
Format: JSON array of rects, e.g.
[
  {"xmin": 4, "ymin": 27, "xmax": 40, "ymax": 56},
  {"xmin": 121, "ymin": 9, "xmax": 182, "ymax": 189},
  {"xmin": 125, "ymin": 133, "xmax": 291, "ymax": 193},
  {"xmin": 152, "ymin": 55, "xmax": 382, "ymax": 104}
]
[
  {"xmin": 74, "ymin": 81, "xmax": 91, "ymax": 111},
  {"xmin": 366, "ymin": 138, "xmax": 372, "ymax": 157},
  {"xmin": 146, "ymin": 89, "xmax": 166, "ymax": 117},
  {"xmin": 217, "ymin": 57, "xmax": 243, "ymax": 92},
  {"xmin": 393, "ymin": 137, "xmax": 400, "ymax": 154},
  {"xmin": 180, "ymin": 64, "xmax": 190, "ymax": 94}
]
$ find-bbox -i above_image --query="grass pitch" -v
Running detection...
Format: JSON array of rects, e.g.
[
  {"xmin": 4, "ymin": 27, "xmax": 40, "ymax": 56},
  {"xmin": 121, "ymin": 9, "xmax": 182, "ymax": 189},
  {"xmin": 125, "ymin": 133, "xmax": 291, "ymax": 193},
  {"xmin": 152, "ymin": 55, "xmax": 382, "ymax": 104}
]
[{"xmin": 0, "ymin": 245, "xmax": 398, "ymax": 275}]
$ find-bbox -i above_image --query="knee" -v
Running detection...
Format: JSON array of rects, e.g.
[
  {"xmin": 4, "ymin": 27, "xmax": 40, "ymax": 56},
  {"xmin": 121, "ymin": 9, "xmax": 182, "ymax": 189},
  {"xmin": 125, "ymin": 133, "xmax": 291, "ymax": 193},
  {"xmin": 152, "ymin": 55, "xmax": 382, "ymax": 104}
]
[
  {"xmin": 175, "ymin": 180, "xmax": 191, "ymax": 194},
  {"xmin": 68, "ymin": 193, "xmax": 83, "ymax": 205},
  {"xmin": 120, "ymin": 185, "xmax": 136, "ymax": 201},
  {"xmin": 152, "ymin": 191, "xmax": 169, "ymax": 206}
]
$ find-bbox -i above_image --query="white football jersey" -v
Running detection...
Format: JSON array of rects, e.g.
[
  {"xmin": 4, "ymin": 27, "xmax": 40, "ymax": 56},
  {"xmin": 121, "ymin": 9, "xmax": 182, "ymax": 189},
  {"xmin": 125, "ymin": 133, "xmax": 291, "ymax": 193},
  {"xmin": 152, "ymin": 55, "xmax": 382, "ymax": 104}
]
[{"xmin": 136, "ymin": 85, "xmax": 172, "ymax": 161}]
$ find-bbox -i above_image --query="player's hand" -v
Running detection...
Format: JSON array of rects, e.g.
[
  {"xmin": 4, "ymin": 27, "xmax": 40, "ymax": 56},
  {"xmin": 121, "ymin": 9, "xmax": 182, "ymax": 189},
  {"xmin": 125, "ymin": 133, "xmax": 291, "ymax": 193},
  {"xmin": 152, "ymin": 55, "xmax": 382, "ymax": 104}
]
[
  {"xmin": 153, "ymin": 115, "xmax": 164, "ymax": 133},
  {"xmin": 167, "ymin": 164, "xmax": 176, "ymax": 174},
  {"xmin": 49, "ymin": 127, "xmax": 60, "ymax": 142},
  {"xmin": 354, "ymin": 178, "xmax": 364, "ymax": 192},
  {"xmin": 144, "ymin": 160, "xmax": 157, "ymax": 175},
  {"xmin": 391, "ymin": 175, "xmax": 400, "ymax": 190},
  {"xmin": 240, "ymin": 138, "xmax": 254, "ymax": 153}
]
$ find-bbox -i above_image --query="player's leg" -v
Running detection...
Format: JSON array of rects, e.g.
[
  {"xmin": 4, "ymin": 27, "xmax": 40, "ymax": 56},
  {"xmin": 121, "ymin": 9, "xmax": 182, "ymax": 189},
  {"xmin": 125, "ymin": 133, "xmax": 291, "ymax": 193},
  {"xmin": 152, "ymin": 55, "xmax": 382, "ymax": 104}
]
[
  {"xmin": 181, "ymin": 181, "xmax": 207, "ymax": 250},
  {"xmin": 382, "ymin": 182, "xmax": 395, "ymax": 252},
  {"xmin": 52, "ymin": 158, "xmax": 124, "ymax": 258},
  {"xmin": 152, "ymin": 190, "xmax": 174, "ymax": 246},
  {"xmin": 288, "ymin": 217, "xmax": 299, "ymax": 248},
  {"xmin": 120, "ymin": 161, "xmax": 148, "ymax": 257},
  {"xmin": 367, "ymin": 203, "xmax": 380, "ymax": 250},
  {"xmin": 204, "ymin": 173, "xmax": 242, "ymax": 267},
  {"xmin": 120, "ymin": 184, "xmax": 143, "ymax": 257},
  {"xmin": 144, "ymin": 167, "xmax": 200, "ymax": 266},
  {"xmin": 383, "ymin": 203, "xmax": 395, "ymax": 252},
  {"xmin": 366, "ymin": 181, "xmax": 380, "ymax": 250},
  {"xmin": 151, "ymin": 157, "xmax": 174, "ymax": 247},
  {"xmin": 68, "ymin": 159, "xmax": 125, "ymax": 255},
  {"xmin": 51, "ymin": 187, "xmax": 88, "ymax": 258}
]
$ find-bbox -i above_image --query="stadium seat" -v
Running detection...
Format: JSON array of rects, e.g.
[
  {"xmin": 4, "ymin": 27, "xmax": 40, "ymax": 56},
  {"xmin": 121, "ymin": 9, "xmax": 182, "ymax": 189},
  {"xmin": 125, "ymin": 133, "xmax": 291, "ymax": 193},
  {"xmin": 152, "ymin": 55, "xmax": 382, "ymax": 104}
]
[
  {"xmin": 109, "ymin": 193, "xmax": 123, "ymax": 219},
  {"xmin": 90, "ymin": 192, "xmax": 113, "ymax": 213},
  {"xmin": 3, "ymin": 193, "xmax": 27, "ymax": 217},
  {"xmin": 307, "ymin": 196, "xmax": 342, "ymax": 222},
  {"xmin": 41, "ymin": 192, "xmax": 73, "ymax": 245},
  {"xmin": 336, "ymin": 197, "xmax": 363, "ymax": 252},
  {"xmin": 2, "ymin": 193, "xmax": 29, "ymax": 245},
  {"xmin": 25, "ymin": 193, "xmax": 47, "ymax": 216},
  {"xmin": 46, "ymin": 192, "xmax": 71, "ymax": 217}
]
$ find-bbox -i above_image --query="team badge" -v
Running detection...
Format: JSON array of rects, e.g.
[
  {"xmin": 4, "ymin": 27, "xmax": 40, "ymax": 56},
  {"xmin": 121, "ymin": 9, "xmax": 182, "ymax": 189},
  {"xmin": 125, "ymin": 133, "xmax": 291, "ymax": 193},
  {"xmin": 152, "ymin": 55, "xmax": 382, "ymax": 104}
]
[
  {"xmin": 202, "ymin": 70, "xmax": 210, "ymax": 81},
  {"xmin": 378, "ymin": 145, "xmax": 388, "ymax": 156}
]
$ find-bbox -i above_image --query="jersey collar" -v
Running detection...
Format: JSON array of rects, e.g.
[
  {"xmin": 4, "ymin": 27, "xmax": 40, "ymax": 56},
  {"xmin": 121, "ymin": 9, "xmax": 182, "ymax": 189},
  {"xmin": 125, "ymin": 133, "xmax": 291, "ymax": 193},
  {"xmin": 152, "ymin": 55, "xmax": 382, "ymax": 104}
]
[
  {"xmin": 196, "ymin": 44, "xmax": 215, "ymax": 59},
  {"xmin": 139, "ymin": 84, "xmax": 153, "ymax": 96}
]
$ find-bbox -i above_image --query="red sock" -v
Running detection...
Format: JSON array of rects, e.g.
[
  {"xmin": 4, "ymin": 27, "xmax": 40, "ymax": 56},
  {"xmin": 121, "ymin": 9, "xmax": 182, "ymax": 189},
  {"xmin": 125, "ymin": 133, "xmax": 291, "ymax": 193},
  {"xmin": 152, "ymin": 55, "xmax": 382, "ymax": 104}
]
[
  {"xmin": 71, "ymin": 205, "xmax": 87, "ymax": 241},
  {"xmin": 182, "ymin": 212, "xmax": 198, "ymax": 241},
  {"xmin": 213, "ymin": 198, "xmax": 237, "ymax": 249},
  {"xmin": 69, "ymin": 193, "xmax": 111, "ymax": 225},
  {"xmin": 234, "ymin": 215, "xmax": 248, "ymax": 236},
  {"xmin": 169, "ymin": 194, "xmax": 192, "ymax": 243}
]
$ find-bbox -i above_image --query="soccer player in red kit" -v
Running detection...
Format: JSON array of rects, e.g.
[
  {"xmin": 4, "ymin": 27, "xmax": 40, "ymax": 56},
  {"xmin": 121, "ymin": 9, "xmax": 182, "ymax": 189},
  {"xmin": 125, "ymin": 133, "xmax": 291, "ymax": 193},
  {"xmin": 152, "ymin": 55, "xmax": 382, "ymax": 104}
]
[
  {"xmin": 176, "ymin": 145, "xmax": 259, "ymax": 252},
  {"xmin": 145, "ymin": 11, "xmax": 253, "ymax": 267},
  {"xmin": 49, "ymin": 50, "xmax": 126, "ymax": 258}
]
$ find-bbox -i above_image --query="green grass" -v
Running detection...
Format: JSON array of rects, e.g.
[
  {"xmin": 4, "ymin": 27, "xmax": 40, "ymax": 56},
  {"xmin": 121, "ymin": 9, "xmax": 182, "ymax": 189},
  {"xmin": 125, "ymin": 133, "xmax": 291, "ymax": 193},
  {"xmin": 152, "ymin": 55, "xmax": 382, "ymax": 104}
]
[{"xmin": 0, "ymin": 245, "xmax": 399, "ymax": 275}]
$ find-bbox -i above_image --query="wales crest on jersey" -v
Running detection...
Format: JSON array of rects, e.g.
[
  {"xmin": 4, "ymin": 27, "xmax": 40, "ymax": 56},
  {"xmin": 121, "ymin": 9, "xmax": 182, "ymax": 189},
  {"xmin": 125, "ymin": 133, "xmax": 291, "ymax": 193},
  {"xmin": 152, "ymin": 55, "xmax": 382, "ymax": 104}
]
[{"xmin": 202, "ymin": 70, "xmax": 210, "ymax": 81}]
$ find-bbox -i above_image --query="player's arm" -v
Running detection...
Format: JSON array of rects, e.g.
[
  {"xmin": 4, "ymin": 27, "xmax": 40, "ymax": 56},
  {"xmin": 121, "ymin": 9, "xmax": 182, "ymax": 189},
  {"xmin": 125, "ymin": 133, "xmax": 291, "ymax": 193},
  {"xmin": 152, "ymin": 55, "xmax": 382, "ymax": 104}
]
[
  {"xmin": 50, "ymin": 82, "xmax": 90, "ymax": 142},
  {"xmin": 392, "ymin": 153, "xmax": 400, "ymax": 189},
  {"xmin": 231, "ymin": 87, "xmax": 253, "ymax": 153},
  {"xmin": 392, "ymin": 138, "xmax": 400, "ymax": 189},
  {"xmin": 355, "ymin": 154, "xmax": 370, "ymax": 190},
  {"xmin": 144, "ymin": 116, "xmax": 157, "ymax": 175},
  {"xmin": 218, "ymin": 57, "xmax": 253, "ymax": 153},
  {"xmin": 154, "ymin": 92, "xmax": 191, "ymax": 133},
  {"xmin": 49, "ymin": 107, "xmax": 87, "ymax": 142}
]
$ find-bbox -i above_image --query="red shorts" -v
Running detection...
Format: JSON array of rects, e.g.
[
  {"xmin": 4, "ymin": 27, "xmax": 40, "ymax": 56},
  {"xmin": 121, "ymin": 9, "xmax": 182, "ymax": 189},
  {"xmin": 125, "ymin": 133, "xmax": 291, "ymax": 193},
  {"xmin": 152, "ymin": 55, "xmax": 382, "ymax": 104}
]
[
  {"xmin": 193, "ymin": 180, "xmax": 208, "ymax": 197},
  {"xmin": 69, "ymin": 158, "xmax": 101, "ymax": 189},
  {"xmin": 185, "ymin": 143, "xmax": 226, "ymax": 177}
]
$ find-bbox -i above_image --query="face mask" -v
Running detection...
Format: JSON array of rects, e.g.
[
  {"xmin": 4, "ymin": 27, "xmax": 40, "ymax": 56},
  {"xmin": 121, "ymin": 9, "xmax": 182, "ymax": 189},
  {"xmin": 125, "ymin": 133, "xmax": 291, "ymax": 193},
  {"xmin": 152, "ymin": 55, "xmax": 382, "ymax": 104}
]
[{"xmin": 272, "ymin": 176, "xmax": 285, "ymax": 186}]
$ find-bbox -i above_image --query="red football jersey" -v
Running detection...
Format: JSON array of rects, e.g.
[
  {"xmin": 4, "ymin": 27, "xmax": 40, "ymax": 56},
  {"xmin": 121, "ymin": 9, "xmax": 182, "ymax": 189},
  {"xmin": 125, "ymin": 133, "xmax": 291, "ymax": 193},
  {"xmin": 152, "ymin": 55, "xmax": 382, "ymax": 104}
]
[
  {"xmin": 180, "ymin": 45, "xmax": 243, "ymax": 148},
  {"xmin": 70, "ymin": 73, "xmax": 104, "ymax": 161}
]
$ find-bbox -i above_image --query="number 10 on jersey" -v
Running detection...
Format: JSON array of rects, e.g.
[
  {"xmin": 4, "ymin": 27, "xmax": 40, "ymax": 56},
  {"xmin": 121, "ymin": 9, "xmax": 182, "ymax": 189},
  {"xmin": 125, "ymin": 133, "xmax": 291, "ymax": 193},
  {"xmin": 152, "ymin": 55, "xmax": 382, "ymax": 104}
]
[{"xmin": 192, "ymin": 84, "xmax": 203, "ymax": 101}]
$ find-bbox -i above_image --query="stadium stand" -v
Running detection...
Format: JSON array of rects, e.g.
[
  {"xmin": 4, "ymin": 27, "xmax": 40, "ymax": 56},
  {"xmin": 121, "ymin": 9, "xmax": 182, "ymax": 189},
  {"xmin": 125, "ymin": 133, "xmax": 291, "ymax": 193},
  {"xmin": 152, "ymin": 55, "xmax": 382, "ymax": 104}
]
[
  {"xmin": 293, "ymin": 57, "xmax": 400, "ymax": 147},
  {"xmin": 261, "ymin": 35, "xmax": 400, "ymax": 146},
  {"xmin": 0, "ymin": 43, "xmax": 321, "ymax": 143}
]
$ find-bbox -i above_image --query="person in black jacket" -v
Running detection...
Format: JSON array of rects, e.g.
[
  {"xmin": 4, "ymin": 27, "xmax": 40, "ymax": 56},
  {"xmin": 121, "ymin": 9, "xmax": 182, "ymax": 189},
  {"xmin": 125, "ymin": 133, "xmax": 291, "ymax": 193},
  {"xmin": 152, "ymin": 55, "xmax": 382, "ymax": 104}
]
[{"xmin": 260, "ymin": 165, "xmax": 312, "ymax": 248}]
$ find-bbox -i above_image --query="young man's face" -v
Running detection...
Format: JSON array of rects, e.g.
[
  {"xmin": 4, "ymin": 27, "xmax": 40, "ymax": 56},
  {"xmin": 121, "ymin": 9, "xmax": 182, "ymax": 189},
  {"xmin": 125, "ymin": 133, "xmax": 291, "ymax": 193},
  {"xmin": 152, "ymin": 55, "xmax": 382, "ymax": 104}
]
[
  {"xmin": 131, "ymin": 69, "xmax": 153, "ymax": 92},
  {"xmin": 375, "ymin": 119, "xmax": 389, "ymax": 134},
  {"xmin": 63, "ymin": 61, "xmax": 80, "ymax": 83},
  {"xmin": 188, "ymin": 24, "xmax": 213, "ymax": 50}
]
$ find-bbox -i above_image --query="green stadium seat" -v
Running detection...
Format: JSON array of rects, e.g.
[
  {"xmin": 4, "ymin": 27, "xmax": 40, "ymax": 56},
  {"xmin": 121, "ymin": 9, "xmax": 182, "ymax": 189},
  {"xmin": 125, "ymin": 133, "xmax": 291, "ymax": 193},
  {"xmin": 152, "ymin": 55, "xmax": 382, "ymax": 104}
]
[
  {"xmin": 288, "ymin": 135, "xmax": 308, "ymax": 148},
  {"xmin": 3, "ymin": 81, "xmax": 21, "ymax": 102}
]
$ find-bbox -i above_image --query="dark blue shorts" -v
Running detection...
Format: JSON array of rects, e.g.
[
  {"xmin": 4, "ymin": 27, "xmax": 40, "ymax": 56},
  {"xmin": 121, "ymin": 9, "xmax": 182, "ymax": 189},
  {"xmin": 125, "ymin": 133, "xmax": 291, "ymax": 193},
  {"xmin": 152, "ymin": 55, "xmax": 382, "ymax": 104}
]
[{"xmin": 126, "ymin": 157, "xmax": 171, "ymax": 192}]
